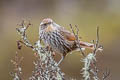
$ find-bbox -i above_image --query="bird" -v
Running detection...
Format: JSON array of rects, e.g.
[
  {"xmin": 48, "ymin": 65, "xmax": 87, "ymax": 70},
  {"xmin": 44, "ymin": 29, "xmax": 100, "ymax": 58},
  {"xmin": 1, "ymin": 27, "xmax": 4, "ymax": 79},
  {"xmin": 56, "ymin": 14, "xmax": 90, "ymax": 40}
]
[{"xmin": 39, "ymin": 18, "xmax": 103, "ymax": 65}]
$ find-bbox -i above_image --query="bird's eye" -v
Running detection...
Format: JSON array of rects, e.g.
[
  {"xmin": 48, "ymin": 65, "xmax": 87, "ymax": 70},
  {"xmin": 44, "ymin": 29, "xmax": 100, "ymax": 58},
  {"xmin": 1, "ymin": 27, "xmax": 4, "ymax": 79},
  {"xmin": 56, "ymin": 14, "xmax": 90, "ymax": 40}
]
[{"xmin": 43, "ymin": 23, "xmax": 47, "ymax": 26}]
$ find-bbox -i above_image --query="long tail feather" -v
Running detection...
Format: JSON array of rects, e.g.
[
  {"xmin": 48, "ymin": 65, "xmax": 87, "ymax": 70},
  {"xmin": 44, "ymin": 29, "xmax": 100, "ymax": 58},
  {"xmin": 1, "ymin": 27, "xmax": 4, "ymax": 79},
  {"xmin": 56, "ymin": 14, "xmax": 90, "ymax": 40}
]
[{"xmin": 79, "ymin": 41, "xmax": 103, "ymax": 51}]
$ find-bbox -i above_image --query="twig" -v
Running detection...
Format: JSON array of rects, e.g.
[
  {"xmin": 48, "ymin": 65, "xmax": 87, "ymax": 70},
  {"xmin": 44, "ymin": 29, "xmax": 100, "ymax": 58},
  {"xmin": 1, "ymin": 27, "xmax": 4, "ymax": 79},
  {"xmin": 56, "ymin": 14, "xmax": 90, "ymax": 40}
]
[
  {"xmin": 90, "ymin": 27, "xmax": 100, "ymax": 80},
  {"xmin": 90, "ymin": 61, "xmax": 100, "ymax": 80},
  {"xmin": 102, "ymin": 68, "xmax": 110, "ymax": 80},
  {"xmin": 93, "ymin": 26, "xmax": 100, "ymax": 55},
  {"xmin": 10, "ymin": 52, "xmax": 24, "ymax": 80},
  {"xmin": 69, "ymin": 24, "xmax": 86, "ymax": 57}
]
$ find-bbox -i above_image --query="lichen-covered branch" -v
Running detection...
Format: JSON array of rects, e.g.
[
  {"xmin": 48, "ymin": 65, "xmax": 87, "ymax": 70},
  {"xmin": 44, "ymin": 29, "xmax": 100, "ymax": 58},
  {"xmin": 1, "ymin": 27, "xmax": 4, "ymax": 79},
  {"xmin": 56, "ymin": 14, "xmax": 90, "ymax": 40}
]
[
  {"xmin": 15, "ymin": 20, "xmax": 64, "ymax": 80},
  {"xmin": 10, "ymin": 52, "xmax": 24, "ymax": 80},
  {"xmin": 69, "ymin": 25, "xmax": 110, "ymax": 80}
]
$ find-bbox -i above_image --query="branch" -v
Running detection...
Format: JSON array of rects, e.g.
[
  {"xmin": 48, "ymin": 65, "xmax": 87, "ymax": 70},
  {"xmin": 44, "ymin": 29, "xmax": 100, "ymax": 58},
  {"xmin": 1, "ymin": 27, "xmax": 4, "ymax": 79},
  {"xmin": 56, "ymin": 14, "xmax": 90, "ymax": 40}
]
[
  {"xmin": 69, "ymin": 24, "xmax": 86, "ymax": 57},
  {"xmin": 15, "ymin": 20, "xmax": 64, "ymax": 80},
  {"xmin": 10, "ymin": 52, "xmax": 24, "ymax": 80},
  {"xmin": 69, "ymin": 25, "xmax": 110, "ymax": 80},
  {"xmin": 102, "ymin": 68, "xmax": 110, "ymax": 80}
]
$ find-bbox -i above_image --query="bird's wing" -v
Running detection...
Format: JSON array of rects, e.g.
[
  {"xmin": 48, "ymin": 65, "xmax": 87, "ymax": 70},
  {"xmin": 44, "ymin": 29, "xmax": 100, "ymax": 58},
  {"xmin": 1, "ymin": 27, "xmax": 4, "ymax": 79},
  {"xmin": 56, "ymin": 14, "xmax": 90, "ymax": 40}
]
[{"xmin": 59, "ymin": 27, "xmax": 76, "ymax": 41}]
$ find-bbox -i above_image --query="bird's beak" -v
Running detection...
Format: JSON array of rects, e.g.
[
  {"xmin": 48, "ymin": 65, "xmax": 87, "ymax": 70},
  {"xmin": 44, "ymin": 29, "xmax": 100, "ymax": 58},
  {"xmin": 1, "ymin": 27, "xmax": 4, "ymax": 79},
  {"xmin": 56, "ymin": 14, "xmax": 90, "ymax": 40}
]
[
  {"xmin": 40, "ymin": 22, "xmax": 43, "ymax": 26},
  {"xmin": 45, "ymin": 24, "xmax": 54, "ymax": 32}
]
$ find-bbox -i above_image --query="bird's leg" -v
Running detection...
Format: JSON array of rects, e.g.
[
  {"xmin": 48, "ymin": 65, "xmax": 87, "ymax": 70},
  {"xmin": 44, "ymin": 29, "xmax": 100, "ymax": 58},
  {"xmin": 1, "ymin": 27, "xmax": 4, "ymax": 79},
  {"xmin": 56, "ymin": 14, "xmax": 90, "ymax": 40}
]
[
  {"xmin": 57, "ymin": 55, "xmax": 64, "ymax": 66},
  {"xmin": 57, "ymin": 53, "xmax": 66, "ymax": 66}
]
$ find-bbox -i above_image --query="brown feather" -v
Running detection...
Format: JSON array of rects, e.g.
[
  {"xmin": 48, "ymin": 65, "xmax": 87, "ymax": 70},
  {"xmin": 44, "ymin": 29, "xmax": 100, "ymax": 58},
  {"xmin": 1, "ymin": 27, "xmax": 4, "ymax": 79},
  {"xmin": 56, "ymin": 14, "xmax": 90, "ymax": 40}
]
[
  {"xmin": 59, "ymin": 27, "xmax": 76, "ymax": 41},
  {"xmin": 45, "ymin": 25, "xmax": 54, "ymax": 32}
]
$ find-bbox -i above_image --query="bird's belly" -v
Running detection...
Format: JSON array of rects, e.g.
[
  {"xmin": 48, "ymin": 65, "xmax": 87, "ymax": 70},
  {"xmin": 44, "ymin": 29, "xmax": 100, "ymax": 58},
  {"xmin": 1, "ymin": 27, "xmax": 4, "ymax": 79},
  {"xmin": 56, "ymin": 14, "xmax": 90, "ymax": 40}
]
[
  {"xmin": 43, "ymin": 34, "xmax": 72, "ymax": 54},
  {"xmin": 46, "ymin": 38, "xmax": 69, "ymax": 54},
  {"xmin": 40, "ymin": 31, "xmax": 77, "ymax": 54}
]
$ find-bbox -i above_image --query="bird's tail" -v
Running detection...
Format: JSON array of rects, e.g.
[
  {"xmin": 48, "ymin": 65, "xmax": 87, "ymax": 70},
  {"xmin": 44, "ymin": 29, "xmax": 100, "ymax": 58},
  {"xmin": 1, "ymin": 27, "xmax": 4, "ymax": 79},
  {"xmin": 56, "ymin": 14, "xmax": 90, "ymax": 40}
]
[{"xmin": 78, "ymin": 41, "xmax": 103, "ymax": 51}]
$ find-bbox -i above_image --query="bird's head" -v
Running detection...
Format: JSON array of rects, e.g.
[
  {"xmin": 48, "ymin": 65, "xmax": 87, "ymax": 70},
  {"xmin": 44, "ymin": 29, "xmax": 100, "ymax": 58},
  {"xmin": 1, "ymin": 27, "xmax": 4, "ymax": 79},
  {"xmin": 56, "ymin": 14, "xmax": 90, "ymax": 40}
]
[{"xmin": 40, "ymin": 18, "xmax": 54, "ymax": 30}]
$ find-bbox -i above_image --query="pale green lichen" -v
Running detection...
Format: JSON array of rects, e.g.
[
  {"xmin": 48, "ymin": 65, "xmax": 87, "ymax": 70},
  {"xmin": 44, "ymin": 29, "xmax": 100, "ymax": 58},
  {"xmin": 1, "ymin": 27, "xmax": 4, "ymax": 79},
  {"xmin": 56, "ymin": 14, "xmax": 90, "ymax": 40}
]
[{"xmin": 16, "ymin": 21, "xmax": 64, "ymax": 80}]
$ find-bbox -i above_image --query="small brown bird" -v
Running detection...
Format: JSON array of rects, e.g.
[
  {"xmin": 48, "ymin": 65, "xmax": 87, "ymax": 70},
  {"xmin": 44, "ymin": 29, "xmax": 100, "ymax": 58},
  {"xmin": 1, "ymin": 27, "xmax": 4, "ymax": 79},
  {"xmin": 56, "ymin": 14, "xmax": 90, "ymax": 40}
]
[{"xmin": 39, "ymin": 18, "xmax": 102, "ymax": 65}]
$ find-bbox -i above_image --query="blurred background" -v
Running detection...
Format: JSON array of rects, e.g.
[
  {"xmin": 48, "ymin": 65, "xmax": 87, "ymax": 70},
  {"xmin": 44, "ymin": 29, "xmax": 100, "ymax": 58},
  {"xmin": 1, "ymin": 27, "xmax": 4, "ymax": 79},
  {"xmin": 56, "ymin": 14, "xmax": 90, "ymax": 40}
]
[{"xmin": 0, "ymin": 0, "xmax": 120, "ymax": 79}]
